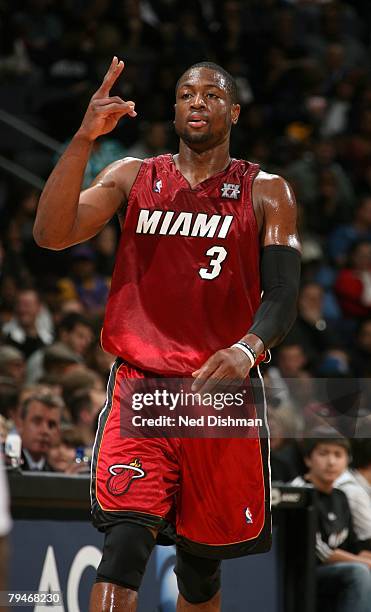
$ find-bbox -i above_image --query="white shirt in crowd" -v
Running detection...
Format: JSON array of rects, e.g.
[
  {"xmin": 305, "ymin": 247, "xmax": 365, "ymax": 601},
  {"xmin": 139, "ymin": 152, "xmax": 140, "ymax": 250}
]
[{"xmin": 335, "ymin": 469, "xmax": 371, "ymax": 543}]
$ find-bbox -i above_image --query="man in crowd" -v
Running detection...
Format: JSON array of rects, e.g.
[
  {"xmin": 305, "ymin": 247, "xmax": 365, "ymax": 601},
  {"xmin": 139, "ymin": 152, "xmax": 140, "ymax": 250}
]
[
  {"xmin": 26, "ymin": 312, "xmax": 94, "ymax": 383},
  {"xmin": 16, "ymin": 392, "xmax": 62, "ymax": 471},
  {"xmin": 2, "ymin": 288, "xmax": 53, "ymax": 358}
]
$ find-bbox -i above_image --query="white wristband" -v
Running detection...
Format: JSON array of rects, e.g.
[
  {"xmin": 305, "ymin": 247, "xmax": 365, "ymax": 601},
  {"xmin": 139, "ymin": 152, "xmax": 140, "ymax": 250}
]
[{"xmin": 231, "ymin": 343, "xmax": 255, "ymax": 368}]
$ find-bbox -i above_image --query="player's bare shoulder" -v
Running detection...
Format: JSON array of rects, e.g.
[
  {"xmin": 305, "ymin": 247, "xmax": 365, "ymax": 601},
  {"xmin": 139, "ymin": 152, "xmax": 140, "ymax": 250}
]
[
  {"xmin": 252, "ymin": 170, "xmax": 300, "ymax": 248},
  {"xmin": 252, "ymin": 170, "xmax": 296, "ymax": 213}
]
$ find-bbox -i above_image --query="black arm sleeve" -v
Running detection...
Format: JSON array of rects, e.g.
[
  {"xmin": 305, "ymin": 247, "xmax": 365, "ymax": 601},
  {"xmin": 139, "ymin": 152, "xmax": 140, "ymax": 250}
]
[{"xmin": 248, "ymin": 244, "xmax": 301, "ymax": 349}]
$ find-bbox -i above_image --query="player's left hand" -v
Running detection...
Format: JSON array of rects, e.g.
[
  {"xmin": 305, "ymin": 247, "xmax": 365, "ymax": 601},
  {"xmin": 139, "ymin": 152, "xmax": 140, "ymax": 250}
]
[{"xmin": 191, "ymin": 348, "xmax": 252, "ymax": 395}]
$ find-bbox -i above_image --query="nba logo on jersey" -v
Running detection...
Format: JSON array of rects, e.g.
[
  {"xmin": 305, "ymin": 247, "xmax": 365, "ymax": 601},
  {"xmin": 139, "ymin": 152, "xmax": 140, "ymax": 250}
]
[
  {"xmin": 221, "ymin": 183, "xmax": 240, "ymax": 199},
  {"xmin": 245, "ymin": 507, "xmax": 253, "ymax": 524},
  {"xmin": 153, "ymin": 179, "xmax": 163, "ymax": 193}
]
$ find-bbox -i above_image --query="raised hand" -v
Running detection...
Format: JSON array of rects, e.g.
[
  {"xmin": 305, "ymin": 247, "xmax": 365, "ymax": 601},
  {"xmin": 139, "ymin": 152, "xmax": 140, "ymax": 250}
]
[{"xmin": 77, "ymin": 56, "xmax": 137, "ymax": 142}]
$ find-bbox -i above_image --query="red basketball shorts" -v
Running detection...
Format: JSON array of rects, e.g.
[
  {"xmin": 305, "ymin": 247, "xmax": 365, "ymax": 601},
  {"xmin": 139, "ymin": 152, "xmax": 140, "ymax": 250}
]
[{"xmin": 91, "ymin": 359, "xmax": 271, "ymax": 559}]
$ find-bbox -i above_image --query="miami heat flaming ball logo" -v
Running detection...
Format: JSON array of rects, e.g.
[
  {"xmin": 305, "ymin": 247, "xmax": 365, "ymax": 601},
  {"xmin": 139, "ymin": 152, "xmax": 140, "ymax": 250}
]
[{"xmin": 107, "ymin": 458, "xmax": 146, "ymax": 496}]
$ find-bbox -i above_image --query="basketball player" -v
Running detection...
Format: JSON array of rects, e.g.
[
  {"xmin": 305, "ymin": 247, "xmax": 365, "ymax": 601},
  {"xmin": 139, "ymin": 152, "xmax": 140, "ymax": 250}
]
[{"xmin": 34, "ymin": 58, "xmax": 301, "ymax": 611}]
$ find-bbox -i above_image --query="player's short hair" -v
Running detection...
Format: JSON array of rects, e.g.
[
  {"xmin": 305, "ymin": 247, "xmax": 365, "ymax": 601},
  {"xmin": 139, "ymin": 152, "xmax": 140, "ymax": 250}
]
[{"xmin": 175, "ymin": 62, "xmax": 238, "ymax": 104}]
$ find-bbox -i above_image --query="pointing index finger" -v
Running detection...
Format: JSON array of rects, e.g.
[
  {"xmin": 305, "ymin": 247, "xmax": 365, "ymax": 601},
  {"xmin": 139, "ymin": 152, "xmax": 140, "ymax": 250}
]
[{"xmin": 98, "ymin": 57, "xmax": 125, "ymax": 97}]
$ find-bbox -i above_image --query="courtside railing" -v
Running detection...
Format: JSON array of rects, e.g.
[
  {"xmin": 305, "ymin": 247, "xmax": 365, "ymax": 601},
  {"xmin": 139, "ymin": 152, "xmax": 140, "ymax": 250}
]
[{"xmin": 0, "ymin": 107, "xmax": 63, "ymax": 189}]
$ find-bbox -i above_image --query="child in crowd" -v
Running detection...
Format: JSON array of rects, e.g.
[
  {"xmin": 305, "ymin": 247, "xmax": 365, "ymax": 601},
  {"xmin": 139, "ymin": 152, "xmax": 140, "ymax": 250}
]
[{"xmin": 292, "ymin": 427, "xmax": 371, "ymax": 612}]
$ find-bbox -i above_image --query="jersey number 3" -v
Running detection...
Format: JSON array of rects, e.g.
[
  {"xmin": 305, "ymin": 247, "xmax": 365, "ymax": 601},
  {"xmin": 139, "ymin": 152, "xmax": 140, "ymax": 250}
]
[{"xmin": 199, "ymin": 246, "xmax": 228, "ymax": 280}]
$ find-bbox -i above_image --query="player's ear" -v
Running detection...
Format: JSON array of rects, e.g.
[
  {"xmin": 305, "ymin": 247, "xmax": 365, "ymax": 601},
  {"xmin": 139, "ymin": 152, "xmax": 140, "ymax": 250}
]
[
  {"xmin": 304, "ymin": 455, "xmax": 311, "ymax": 469},
  {"xmin": 231, "ymin": 103, "xmax": 240, "ymax": 125}
]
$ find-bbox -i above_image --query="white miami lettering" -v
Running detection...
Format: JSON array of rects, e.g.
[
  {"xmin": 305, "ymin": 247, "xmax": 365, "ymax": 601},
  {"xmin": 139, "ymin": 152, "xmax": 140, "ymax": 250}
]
[
  {"xmin": 218, "ymin": 215, "xmax": 234, "ymax": 238},
  {"xmin": 136, "ymin": 209, "xmax": 163, "ymax": 234},
  {"xmin": 136, "ymin": 209, "xmax": 233, "ymax": 239},
  {"xmin": 159, "ymin": 211, "xmax": 175, "ymax": 234},
  {"xmin": 168, "ymin": 212, "xmax": 193, "ymax": 236},
  {"xmin": 190, "ymin": 213, "xmax": 220, "ymax": 238}
]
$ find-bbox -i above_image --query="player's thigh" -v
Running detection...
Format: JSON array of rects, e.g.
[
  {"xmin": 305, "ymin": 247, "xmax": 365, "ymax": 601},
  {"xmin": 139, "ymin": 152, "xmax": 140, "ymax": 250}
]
[
  {"xmin": 91, "ymin": 360, "xmax": 181, "ymax": 525},
  {"xmin": 177, "ymin": 436, "xmax": 271, "ymax": 557}
]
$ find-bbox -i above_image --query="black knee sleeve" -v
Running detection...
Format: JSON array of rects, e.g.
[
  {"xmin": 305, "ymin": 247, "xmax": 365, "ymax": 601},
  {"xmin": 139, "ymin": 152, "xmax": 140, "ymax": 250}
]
[
  {"xmin": 96, "ymin": 522, "xmax": 156, "ymax": 591},
  {"xmin": 175, "ymin": 547, "xmax": 221, "ymax": 604}
]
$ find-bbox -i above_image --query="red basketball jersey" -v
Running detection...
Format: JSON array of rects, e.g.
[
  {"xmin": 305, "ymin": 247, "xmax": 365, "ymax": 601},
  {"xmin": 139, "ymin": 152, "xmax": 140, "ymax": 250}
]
[{"xmin": 101, "ymin": 154, "xmax": 261, "ymax": 375}]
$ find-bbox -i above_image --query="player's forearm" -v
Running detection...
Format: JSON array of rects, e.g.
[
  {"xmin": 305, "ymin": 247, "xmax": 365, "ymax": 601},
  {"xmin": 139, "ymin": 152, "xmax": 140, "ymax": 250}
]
[
  {"xmin": 33, "ymin": 132, "xmax": 93, "ymax": 250},
  {"xmin": 248, "ymin": 245, "xmax": 301, "ymax": 350}
]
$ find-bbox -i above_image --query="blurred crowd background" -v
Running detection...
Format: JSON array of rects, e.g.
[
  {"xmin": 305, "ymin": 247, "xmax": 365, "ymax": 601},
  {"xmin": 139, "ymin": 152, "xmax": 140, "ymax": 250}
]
[{"xmin": 0, "ymin": 0, "xmax": 371, "ymax": 477}]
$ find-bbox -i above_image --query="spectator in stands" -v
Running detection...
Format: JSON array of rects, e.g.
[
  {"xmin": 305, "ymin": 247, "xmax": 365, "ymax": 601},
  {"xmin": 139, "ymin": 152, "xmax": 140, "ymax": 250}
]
[
  {"xmin": 62, "ymin": 367, "xmax": 105, "ymax": 412},
  {"xmin": 16, "ymin": 392, "xmax": 63, "ymax": 472},
  {"xmin": 267, "ymin": 343, "xmax": 313, "ymax": 425},
  {"xmin": 292, "ymin": 428, "xmax": 371, "ymax": 612},
  {"xmin": 2, "ymin": 288, "xmax": 53, "ymax": 358},
  {"xmin": 93, "ymin": 223, "xmax": 117, "ymax": 278},
  {"xmin": 304, "ymin": 2, "xmax": 366, "ymax": 69},
  {"xmin": 47, "ymin": 427, "xmax": 88, "ymax": 474},
  {"xmin": 53, "ymin": 298, "xmax": 85, "ymax": 328},
  {"xmin": 0, "ymin": 275, "xmax": 19, "ymax": 327},
  {"xmin": 320, "ymin": 77, "xmax": 355, "ymax": 139},
  {"xmin": 26, "ymin": 312, "xmax": 94, "ymax": 383},
  {"xmin": 0, "ymin": 414, "xmax": 9, "ymax": 444},
  {"xmin": 78, "ymin": 138, "xmax": 128, "ymax": 189},
  {"xmin": 336, "ymin": 438, "xmax": 371, "ymax": 551},
  {"xmin": 9, "ymin": 187, "xmax": 40, "ymax": 248},
  {"xmin": 127, "ymin": 121, "xmax": 170, "ymax": 159},
  {"xmin": 268, "ymin": 406, "xmax": 304, "ymax": 481},
  {"xmin": 335, "ymin": 240, "xmax": 371, "ymax": 319},
  {"xmin": 327, "ymin": 195, "xmax": 371, "ymax": 266},
  {"xmin": 344, "ymin": 107, "xmax": 371, "ymax": 186},
  {"xmin": 0, "ymin": 380, "xmax": 19, "ymax": 425},
  {"xmin": 288, "ymin": 282, "xmax": 342, "ymax": 366},
  {"xmin": 351, "ymin": 319, "xmax": 371, "ymax": 377},
  {"xmin": 0, "ymin": 345, "xmax": 25, "ymax": 385},
  {"xmin": 86, "ymin": 342, "xmax": 115, "ymax": 383},
  {"xmin": 57, "ymin": 245, "xmax": 109, "ymax": 317},
  {"xmin": 42, "ymin": 343, "xmax": 82, "ymax": 380},
  {"xmin": 68, "ymin": 388, "xmax": 100, "ymax": 448},
  {"xmin": 308, "ymin": 167, "xmax": 352, "ymax": 236},
  {"xmin": 271, "ymin": 343, "xmax": 309, "ymax": 379},
  {"xmin": 56, "ymin": 312, "xmax": 94, "ymax": 355},
  {"xmin": 286, "ymin": 138, "xmax": 355, "ymax": 216}
]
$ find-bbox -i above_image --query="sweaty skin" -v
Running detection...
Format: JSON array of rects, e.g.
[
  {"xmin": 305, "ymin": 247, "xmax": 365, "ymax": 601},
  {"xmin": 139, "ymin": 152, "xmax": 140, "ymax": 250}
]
[{"xmin": 34, "ymin": 58, "xmax": 301, "ymax": 612}]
